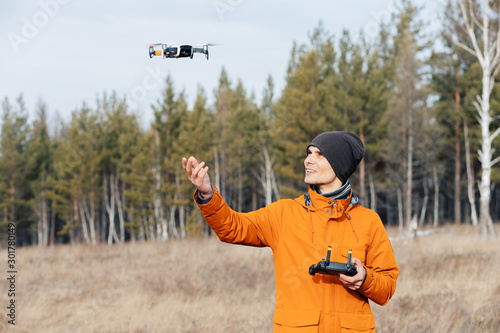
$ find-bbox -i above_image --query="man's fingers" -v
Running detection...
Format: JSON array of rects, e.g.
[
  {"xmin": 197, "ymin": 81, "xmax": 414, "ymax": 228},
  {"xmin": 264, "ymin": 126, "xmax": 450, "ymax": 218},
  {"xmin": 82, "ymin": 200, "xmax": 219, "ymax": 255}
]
[
  {"xmin": 186, "ymin": 156, "xmax": 197, "ymax": 168},
  {"xmin": 198, "ymin": 165, "xmax": 209, "ymax": 181},
  {"xmin": 187, "ymin": 158, "xmax": 208, "ymax": 183},
  {"xmin": 184, "ymin": 156, "xmax": 200, "ymax": 176},
  {"xmin": 192, "ymin": 161, "xmax": 206, "ymax": 177},
  {"xmin": 187, "ymin": 156, "xmax": 196, "ymax": 170},
  {"xmin": 338, "ymin": 257, "xmax": 366, "ymax": 291}
]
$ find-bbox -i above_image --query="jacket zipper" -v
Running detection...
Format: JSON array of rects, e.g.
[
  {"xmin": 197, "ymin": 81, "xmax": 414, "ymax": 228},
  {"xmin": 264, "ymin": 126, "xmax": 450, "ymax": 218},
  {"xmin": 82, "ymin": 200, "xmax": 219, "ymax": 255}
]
[{"xmin": 331, "ymin": 200, "xmax": 336, "ymax": 217}]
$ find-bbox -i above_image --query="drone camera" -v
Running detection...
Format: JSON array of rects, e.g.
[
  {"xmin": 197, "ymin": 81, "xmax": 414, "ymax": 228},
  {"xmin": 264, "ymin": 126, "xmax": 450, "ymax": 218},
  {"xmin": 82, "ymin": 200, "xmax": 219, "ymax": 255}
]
[{"xmin": 149, "ymin": 45, "xmax": 164, "ymax": 58}]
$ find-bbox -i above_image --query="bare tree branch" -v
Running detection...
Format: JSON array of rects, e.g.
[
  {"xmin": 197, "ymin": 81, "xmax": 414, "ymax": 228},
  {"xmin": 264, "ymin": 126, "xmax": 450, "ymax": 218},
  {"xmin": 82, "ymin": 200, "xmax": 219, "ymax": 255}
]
[
  {"xmin": 490, "ymin": 126, "xmax": 500, "ymax": 141},
  {"xmin": 473, "ymin": 100, "xmax": 482, "ymax": 114},
  {"xmin": 455, "ymin": 41, "xmax": 478, "ymax": 57},
  {"xmin": 488, "ymin": 15, "xmax": 500, "ymax": 61},
  {"xmin": 492, "ymin": 62, "xmax": 500, "ymax": 80},
  {"xmin": 459, "ymin": 0, "xmax": 485, "ymax": 66},
  {"xmin": 491, "ymin": 155, "xmax": 500, "ymax": 167},
  {"xmin": 489, "ymin": 75, "xmax": 497, "ymax": 95},
  {"xmin": 468, "ymin": 0, "xmax": 485, "ymax": 32},
  {"xmin": 476, "ymin": 94, "xmax": 483, "ymax": 106}
]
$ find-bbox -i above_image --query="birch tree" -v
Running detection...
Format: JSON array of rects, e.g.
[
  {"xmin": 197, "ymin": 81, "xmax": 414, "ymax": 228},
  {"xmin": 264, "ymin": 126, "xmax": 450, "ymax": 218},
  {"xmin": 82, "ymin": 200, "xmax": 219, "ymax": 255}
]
[
  {"xmin": 432, "ymin": 0, "xmax": 471, "ymax": 225},
  {"xmin": 456, "ymin": 0, "xmax": 500, "ymax": 238},
  {"xmin": 98, "ymin": 93, "xmax": 131, "ymax": 244},
  {"xmin": 73, "ymin": 105, "xmax": 99, "ymax": 245},
  {"xmin": 464, "ymin": 119, "xmax": 479, "ymax": 226}
]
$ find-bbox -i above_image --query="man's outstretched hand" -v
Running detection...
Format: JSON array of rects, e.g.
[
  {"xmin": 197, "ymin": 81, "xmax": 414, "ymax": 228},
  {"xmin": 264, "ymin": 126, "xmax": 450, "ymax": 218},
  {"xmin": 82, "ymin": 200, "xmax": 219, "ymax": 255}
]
[{"xmin": 182, "ymin": 156, "xmax": 213, "ymax": 198}]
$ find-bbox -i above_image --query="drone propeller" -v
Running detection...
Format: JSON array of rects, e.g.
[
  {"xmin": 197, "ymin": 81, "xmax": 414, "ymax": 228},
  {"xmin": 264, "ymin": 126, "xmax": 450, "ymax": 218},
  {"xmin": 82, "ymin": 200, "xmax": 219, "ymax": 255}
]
[{"xmin": 147, "ymin": 42, "xmax": 180, "ymax": 47}]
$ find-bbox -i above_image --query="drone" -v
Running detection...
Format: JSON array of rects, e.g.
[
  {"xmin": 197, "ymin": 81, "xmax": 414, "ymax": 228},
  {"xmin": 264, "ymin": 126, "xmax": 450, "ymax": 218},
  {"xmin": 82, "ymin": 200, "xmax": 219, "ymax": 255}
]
[{"xmin": 149, "ymin": 43, "xmax": 211, "ymax": 60}]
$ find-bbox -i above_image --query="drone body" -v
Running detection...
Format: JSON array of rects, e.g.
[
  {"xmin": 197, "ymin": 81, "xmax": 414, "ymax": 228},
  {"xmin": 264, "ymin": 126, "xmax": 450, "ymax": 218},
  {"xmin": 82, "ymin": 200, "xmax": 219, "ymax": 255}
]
[{"xmin": 149, "ymin": 43, "xmax": 210, "ymax": 60}]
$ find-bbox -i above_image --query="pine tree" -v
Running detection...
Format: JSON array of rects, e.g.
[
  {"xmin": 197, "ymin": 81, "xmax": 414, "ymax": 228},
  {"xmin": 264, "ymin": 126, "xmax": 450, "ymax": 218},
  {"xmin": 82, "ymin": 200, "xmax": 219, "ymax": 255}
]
[
  {"xmin": 360, "ymin": 32, "xmax": 393, "ymax": 213},
  {"xmin": 115, "ymin": 104, "xmax": 141, "ymax": 242},
  {"xmin": 0, "ymin": 96, "xmax": 31, "ymax": 245},
  {"xmin": 257, "ymin": 75, "xmax": 280, "ymax": 206},
  {"xmin": 176, "ymin": 86, "xmax": 214, "ymax": 237},
  {"xmin": 55, "ymin": 103, "xmax": 101, "ymax": 245},
  {"xmin": 164, "ymin": 90, "xmax": 189, "ymax": 239},
  {"xmin": 213, "ymin": 68, "xmax": 233, "ymax": 202},
  {"xmin": 227, "ymin": 80, "xmax": 261, "ymax": 212},
  {"xmin": 47, "ymin": 120, "xmax": 67, "ymax": 246},
  {"xmin": 151, "ymin": 75, "xmax": 189, "ymax": 240},
  {"xmin": 273, "ymin": 22, "xmax": 339, "ymax": 198},
  {"xmin": 384, "ymin": 0, "xmax": 430, "ymax": 231},
  {"xmin": 123, "ymin": 128, "xmax": 155, "ymax": 241},
  {"xmin": 335, "ymin": 30, "xmax": 391, "ymax": 208},
  {"xmin": 25, "ymin": 101, "xmax": 52, "ymax": 247}
]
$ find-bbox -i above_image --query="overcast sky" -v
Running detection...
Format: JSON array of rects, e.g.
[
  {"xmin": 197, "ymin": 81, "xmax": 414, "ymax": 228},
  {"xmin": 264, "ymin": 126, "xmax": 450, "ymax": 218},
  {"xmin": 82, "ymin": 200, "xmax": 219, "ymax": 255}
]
[{"xmin": 0, "ymin": 0, "xmax": 443, "ymax": 129}]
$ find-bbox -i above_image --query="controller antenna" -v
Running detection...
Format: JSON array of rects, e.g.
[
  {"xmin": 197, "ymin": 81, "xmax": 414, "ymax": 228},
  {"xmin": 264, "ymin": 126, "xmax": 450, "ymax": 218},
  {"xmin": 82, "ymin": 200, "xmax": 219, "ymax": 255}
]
[{"xmin": 326, "ymin": 246, "xmax": 332, "ymax": 265}]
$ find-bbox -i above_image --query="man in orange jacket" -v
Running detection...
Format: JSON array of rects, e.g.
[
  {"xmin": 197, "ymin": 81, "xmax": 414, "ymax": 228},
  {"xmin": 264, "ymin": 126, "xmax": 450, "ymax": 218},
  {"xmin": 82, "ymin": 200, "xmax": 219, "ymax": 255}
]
[{"xmin": 182, "ymin": 131, "xmax": 399, "ymax": 333}]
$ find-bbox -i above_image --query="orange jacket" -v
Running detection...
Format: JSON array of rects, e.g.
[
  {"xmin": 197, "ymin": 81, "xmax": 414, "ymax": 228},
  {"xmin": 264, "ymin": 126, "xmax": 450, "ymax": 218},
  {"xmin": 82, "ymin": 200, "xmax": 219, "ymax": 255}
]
[{"xmin": 195, "ymin": 186, "xmax": 399, "ymax": 333}]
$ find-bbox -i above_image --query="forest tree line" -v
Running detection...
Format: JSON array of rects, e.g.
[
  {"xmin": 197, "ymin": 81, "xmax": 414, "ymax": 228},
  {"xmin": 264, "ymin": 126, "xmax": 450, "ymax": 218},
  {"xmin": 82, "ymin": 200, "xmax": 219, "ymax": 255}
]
[{"xmin": 1, "ymin": 0, "xmax": 500, "ymax": 247}]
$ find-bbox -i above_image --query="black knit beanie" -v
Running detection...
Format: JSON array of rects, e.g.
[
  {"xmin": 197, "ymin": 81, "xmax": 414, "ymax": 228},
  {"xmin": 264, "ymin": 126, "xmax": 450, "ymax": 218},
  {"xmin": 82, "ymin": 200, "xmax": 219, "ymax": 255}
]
[{"xmin": 307, "ymin": 131, "xmax": 365, "ymax": 185}]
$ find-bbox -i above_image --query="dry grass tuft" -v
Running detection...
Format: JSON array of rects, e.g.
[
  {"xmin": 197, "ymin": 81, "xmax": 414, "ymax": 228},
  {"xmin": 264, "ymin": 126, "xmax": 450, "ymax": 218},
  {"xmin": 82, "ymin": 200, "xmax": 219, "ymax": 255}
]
[
  {"xmin": 1, "ymin": 224, "xmax": 499, "ymax": 332},
  {"xmin": 373, "ymin": 224, "xmax": 500, "ymax": 333}
]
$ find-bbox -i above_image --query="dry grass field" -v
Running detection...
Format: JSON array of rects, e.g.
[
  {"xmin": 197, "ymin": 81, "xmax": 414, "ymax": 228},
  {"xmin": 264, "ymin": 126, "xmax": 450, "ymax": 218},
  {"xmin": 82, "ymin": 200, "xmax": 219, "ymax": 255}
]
[{"xmin": 1, "ymin": 224, "xmax": 499, "ymax": 333}]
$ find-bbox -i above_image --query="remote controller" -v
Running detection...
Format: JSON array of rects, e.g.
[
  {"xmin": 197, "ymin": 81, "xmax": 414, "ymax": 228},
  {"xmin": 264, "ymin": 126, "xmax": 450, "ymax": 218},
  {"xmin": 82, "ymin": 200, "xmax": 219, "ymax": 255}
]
[{"xmin": 309, "ymin": 247, "xmax": 358, "ymax": 277}]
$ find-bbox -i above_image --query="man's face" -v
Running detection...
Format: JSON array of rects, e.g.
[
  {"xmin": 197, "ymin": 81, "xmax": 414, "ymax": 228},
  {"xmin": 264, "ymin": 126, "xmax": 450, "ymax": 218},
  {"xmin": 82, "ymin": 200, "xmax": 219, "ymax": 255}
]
[{"xmin": 304, "ymin": 146, "xmax": 343, "ymax": 193}]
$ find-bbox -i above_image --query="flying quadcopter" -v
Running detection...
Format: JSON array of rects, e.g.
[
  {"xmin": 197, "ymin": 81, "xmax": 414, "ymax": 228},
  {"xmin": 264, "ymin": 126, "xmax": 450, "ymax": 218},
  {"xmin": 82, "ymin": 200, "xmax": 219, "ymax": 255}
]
[{"xmin": 149, "ymin": 43, "xmax": 211, "ymax": 60}]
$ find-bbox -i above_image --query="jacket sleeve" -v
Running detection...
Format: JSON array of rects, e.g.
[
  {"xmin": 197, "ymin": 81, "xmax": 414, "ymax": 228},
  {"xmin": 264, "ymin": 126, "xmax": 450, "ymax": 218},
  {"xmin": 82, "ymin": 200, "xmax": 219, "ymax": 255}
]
[
  {"xmin": 358, "ymin": 215, "xmax": 399, "ymax": 306},
  {"xmin": 194, "ymin": 187, "xmax": 280, "ymax": 249}
]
